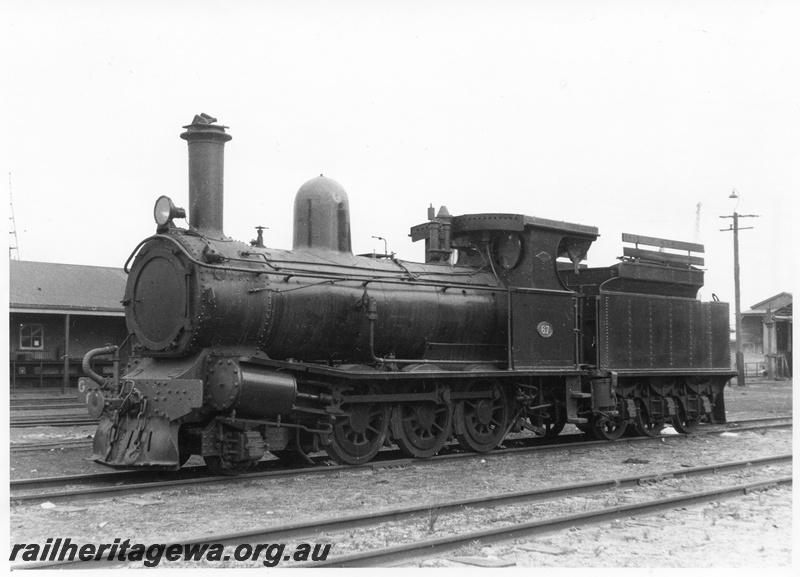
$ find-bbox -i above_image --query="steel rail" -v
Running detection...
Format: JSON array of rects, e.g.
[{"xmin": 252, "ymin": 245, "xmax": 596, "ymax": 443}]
[
  {"xmin": 304, "ymin": 475, "xmax": 793, "ymax": 568},
  {"xmin": 10, "ymin": 439, "xmax": 94, "ymax": 454},
  {"xmin": 10, "ymin": 461, "xmax": 382, "ymax": 502},
  {"xmin": 713, "ymin": 423, "xmax": 792, "ymax": 434},
  {"xmin": 719, "ymin": 416, "xmax": 793, "ymax": 426},
  {"xmin": 12, "ymin": 469, "xmax": 190, "ymax": 493},
  {"xmin": 10, "ymin": 396, "xmax": 78, "ymax": 404},
  {"xmin": 10, "ymin": 403, "xmax": 86, "ymax": 411},
  {"xmin": 10, "ymin": 417, "xmax": 97, "ymax": 428},
  {"xmin": 11, "ymin": 458, "xmax": 792, "ymax": 569},
  {"xmin": 10, "ymin": 418, "xmax": 792, "ymax": 501}
]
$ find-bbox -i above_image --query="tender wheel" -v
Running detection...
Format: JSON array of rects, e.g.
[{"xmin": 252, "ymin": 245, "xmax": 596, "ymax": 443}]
[
  {"xmin": 325, "ymin": 402, "xmax": 390, "ymax": 465},
  {"xmin": 204, "ymin": 456, "xmax": 257, "ymax": 476},
  {"xmin": 672, "ymin": 397, "xmax": 701, "ymax": 434},
  {"xmin": 632, "ymin": 399, "xmax": 664, "ymax": 437},
  {"xmin": 454, "ymin": 380, "xmax": 510, "ymax": 452},
  {"xmin": 590, "ymin": 415, "xmax": 626, "ymax": 440},
  {"xmin": 392, "ymin": 402, "xmax": 453, "ymax": 458}
]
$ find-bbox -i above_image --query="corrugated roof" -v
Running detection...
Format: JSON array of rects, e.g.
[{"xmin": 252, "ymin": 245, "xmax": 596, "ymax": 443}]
[{"xmin": 10, "ymin": 260, "xmax": 127, "ymax": 315}]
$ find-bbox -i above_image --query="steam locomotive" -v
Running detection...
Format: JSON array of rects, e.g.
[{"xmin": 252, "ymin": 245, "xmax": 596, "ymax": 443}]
[{"xmin": 80, "ymin": 114, "xmax": 734, "ymax": 474}]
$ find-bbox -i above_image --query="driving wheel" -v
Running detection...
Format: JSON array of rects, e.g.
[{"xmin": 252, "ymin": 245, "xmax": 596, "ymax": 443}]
[
  {"xmin": 392, "ymin": 401, "xmax": 453, "ymax": 458},
  {"xmin": 454, "ymin": 380, "xmax": 510, "ymax": 452},
  {"xmin": 325, "ymin": 402, "xmax": 390, "ymax": 465}
]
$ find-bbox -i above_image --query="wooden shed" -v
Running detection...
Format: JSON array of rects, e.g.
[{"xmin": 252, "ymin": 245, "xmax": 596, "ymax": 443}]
[
  {"xmin": 739, "ymin": 292, "xmax": 793, "ymax": 379},
  {"xmin": 9, "ymin": 260, "xmax": 130, "ymax": 389}
]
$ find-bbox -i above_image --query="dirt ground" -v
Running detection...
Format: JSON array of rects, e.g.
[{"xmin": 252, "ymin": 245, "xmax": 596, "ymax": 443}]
[{"xmin": 8, "ymin": 378, "xmax": 794, "ymax": 569}]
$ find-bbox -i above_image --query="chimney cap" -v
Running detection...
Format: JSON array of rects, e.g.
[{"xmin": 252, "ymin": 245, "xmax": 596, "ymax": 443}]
[
  {"xmin": 180, "ymin": 114, "xmax": 231, "ymax": 142},
  {"xmin": 181, "ymin": 113, "xmax": 230, "ymax": 133}
]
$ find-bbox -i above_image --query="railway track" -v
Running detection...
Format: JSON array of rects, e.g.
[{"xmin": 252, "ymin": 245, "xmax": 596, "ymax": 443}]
[
  {"xmin": 10, "ymin": 396, "xmax": 79, "ymax": 406},
  {"xmin": 715, "ymin": 415, "xmax": 793, "ymax": 430},
  {"xmin": 12, "ymin": 454, "xmax": 792, "ymax": 569},
  {"xmin": 10, "ymin": 416, "xmax": 98, "ymax": 428},
  {"xmin": 10, "ymin": 439, "xmax": 94, "ymax": 454},
  {"xmin": 9, "ymin": 397, "xmax": 90, "ymax": 427},
  {"xmin": 10, "ymin": 417, "xmax": 792, "ymax": 504},
  {"xmin": 11, "ymin": 403, "xmax": 86, "ymax": 411},
  {"xmin": 309, "ymin": 471, "xmax": 792, "ymax": 568}
]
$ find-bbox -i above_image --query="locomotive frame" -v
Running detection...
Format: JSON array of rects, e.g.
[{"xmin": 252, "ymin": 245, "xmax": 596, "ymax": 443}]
[{"xmin": 80, "ymin": 114, "xmax": 734, "ymax": 475}]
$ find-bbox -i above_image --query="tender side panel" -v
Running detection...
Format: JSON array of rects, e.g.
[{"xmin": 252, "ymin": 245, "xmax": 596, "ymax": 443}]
[
  {"xmin": 599, "ymin": 292, "xmax": 731, "ymax": 372},
  {"xmin": 707, "ymin": 300, "xmax": 732, "ymax": 368}
]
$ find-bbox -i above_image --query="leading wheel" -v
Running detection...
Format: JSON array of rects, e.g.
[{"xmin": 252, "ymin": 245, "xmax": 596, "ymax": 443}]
[
  {"xmin": 454, "ymin": 380, "xmax": 510, "ymax": 453},
  {"xmin": 325, "ymin": 402, "xmax": 390, "ymax": 465},
  {"xmin": 392, "ymin": 401, "xmax": 453, "ymax": 458},
  {"xmin": 632, "ymin": 399, "xmax": 664, "ymax": 437}
]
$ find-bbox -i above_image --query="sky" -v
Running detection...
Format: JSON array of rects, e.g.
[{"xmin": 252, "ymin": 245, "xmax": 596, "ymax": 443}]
[{"xmin": 2, "ymin": 0, "xmax": 798, "ymax": 316}]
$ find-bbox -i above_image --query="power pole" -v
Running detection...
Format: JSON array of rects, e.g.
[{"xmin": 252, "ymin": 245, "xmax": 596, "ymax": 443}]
[
  {"xmin": 720, "ymin": 190, "xmax": 758, "ymax": 386},
  {"xmin": 9, "ymin": 172, "xmax": 20, "ymax": 260},
  {"xmin": 693, "ymin": 202, "xmax": 702, "ymax": 243}
]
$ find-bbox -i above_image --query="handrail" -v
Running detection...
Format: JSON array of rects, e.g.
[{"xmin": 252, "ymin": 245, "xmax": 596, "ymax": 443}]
[{"xmin": 82, "ymin": 345, "xmax": 118, "ymax": 388}]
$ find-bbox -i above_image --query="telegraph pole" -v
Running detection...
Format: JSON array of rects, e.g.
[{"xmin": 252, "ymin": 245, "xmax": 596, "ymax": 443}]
[
  {"xmin": 9, "ymin": 172, "xmax": 20, "ymax": 260},
  {"xmin": 720, "ymin": 190, "xmax": 758, "ymax": 386}
]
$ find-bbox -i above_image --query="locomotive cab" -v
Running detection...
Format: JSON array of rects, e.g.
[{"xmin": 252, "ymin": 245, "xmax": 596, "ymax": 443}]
[{"xmin": 412, "ymin": 211, "xmax": 599, "ymax": 370}]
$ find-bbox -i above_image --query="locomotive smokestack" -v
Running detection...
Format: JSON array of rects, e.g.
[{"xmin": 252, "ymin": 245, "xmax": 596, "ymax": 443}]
[{"xmin": 180, "ymin": 113, "xmax": 232, "ymax": 237}]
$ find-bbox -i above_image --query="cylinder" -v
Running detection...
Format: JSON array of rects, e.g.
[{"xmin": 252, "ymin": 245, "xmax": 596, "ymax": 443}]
[
  {"xmin": 234, "ymin": 364, "xmax": 297, "ymax": 417},
  {"xmin": 180, "ymin": 115, "xmax": 232, "ymax": 237}
]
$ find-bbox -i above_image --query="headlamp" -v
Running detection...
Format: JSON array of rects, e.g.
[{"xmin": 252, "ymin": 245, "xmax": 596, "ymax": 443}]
[{"xmin": 154, "ymin": 196, "xmax": 186, "ymax": 226}]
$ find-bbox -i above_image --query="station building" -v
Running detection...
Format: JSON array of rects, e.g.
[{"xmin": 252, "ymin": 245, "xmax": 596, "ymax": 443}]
[
  {"xmin": 739, "ymin": 292, "xmax": 793, "ymax": 379},
  {"xmin": 9, "ymin": 260, "xmax": 129, "ymax": 389}
]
